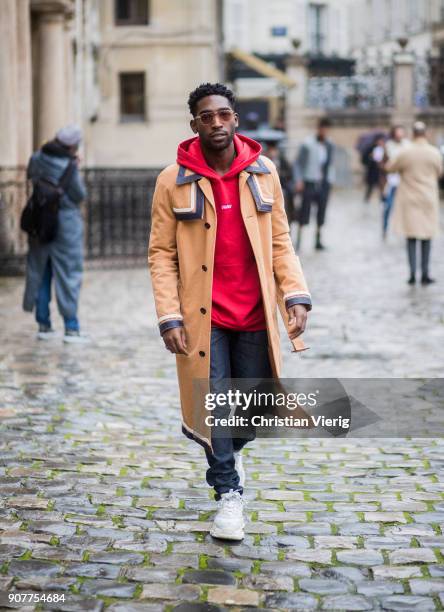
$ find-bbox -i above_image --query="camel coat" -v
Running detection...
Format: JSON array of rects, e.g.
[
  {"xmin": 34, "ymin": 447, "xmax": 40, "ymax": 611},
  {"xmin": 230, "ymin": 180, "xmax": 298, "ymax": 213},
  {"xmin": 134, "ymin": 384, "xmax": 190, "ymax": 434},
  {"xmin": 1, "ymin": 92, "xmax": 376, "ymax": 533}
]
[
  {"xmin": 148, "ymin": 155, "xmax": 311, "ymax": 452},
  {"xmin": 386, "ymin": 138, "xmax": 443, "ymax": 239}
]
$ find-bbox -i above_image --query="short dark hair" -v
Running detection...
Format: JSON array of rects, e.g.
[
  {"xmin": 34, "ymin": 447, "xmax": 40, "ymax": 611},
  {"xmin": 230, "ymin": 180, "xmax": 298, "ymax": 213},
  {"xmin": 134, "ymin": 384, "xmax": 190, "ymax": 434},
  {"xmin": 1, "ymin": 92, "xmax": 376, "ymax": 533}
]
[
  {"xmin": 187, "ymin": 82, "xmax": 236, "ymax": 116},
  {"xmin": 318, "ymin": 117, "xmax": 332, "ymax": 128}
]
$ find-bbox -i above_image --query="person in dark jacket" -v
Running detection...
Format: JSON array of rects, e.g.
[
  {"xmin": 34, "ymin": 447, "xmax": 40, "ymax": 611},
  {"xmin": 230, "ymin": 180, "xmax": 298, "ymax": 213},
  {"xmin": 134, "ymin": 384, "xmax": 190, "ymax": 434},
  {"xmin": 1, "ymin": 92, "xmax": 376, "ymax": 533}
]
[
  {"xmin": 23, "ymin": 124, "xmax": 88, "ymax": 343},
  {"xmin": 263, "ymin": 141, "xmax": 295, "ymax": 225},
  {"xmin": 362, "ymin": 135, "xmax": 385, "ymax": 203}
]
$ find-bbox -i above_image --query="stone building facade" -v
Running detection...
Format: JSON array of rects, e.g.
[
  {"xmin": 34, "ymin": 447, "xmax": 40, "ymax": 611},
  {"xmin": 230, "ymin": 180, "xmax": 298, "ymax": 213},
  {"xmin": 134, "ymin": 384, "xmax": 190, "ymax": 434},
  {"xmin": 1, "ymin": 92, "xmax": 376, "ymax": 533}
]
[
  {"xmin": 84, "ymin": 0, "xmax": 220, "ymax": 167},
  {"xmin": 349, "ymin": 0, "xmax": 444, "ymax": 61},
  {"xmin": 223, "ymin": 0, "xmax": 352, "ymax": 127},
  {"xmin": 0, "ymin": 0, "xmax": 221, "ymax": 265},
  {"xmin": 0, "ymin": 0, "xmax": 76, "ymax": 167},
  {"xmin": 224, "ymin": 0, "xmax": 351, "ymax": 57}
]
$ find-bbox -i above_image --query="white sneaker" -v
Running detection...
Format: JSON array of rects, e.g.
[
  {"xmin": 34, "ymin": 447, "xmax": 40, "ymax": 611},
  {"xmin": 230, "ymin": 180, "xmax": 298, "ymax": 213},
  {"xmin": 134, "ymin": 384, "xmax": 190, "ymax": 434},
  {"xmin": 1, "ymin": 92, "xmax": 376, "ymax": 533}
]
[
  {"xmin": 234, "ymin": 451, "xmax": 245, "ymax": 488},
  {"xmin": 210, "ymin": 489, "xmax": 245, "ymax": 541},
  {"xmin": 63, "ymin": 331, "xmax": 90, "ymax": 344}
]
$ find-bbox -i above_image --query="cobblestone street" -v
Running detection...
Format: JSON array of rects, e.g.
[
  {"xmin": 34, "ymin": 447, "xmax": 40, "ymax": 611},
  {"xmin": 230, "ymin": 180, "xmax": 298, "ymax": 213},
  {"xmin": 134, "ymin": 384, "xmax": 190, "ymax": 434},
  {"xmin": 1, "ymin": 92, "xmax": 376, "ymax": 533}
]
[{"xmin": 1, "ymin": 189, "xmax": 444, "ymax": 611}]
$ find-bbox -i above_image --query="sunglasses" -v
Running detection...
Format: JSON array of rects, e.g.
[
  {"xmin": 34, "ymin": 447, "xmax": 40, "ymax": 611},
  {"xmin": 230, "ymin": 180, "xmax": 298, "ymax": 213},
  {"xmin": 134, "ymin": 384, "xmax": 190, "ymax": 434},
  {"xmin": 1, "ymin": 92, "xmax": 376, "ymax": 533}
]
[{"xmin": 194, "ymin": 109, "xmax": 236, "ymax": 125}]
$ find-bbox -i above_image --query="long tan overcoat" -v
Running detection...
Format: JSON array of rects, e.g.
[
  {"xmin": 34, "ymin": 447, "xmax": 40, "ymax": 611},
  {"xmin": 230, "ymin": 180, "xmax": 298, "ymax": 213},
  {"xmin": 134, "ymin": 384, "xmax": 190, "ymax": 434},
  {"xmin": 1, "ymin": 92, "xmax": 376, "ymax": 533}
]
[
  {"xmin": 148, "ymin": 154, "xmax": 311, "ymax": 452},
  {"xmin": 386, "ymin": 137, "xmax": 443, "ymax": 239}
]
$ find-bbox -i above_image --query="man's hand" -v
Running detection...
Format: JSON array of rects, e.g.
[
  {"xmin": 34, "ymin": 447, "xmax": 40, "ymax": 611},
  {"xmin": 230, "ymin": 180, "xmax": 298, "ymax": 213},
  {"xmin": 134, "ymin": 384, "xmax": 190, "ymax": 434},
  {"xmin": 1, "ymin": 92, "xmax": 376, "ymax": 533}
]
[
  {"xmin": 162, "ymin": 327, "xmax": 188, "ymax": 354},
  {"xmin": 287, "ymin": 304, "xmax": 308, "ymax": 339},
  {"xmin": 295, "ymin": 180, "xmax": 304, "ymax": 194}
]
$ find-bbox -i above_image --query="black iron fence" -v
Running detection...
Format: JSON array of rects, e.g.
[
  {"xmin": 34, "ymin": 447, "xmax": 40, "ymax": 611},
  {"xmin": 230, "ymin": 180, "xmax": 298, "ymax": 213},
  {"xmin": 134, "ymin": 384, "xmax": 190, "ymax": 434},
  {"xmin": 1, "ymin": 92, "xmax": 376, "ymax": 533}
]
[
  {"xmin": 308, "ymin": 52, "xmax": 444, "ymax": 110},
  {"xmin": 83, "ymin": 168, "xmax": 159, "ymax": 266},
  {"xmin": 0, "ymin": 167, "xmax": 160, "ymax": 274}
]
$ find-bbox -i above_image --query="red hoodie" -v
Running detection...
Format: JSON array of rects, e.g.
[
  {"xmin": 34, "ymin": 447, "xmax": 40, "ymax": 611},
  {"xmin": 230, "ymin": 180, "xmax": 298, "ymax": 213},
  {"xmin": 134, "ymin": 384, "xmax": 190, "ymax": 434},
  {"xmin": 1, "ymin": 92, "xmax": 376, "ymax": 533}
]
[{"xmin": 177, "ymin": 133, "xmax": 266, "ymax": 331}]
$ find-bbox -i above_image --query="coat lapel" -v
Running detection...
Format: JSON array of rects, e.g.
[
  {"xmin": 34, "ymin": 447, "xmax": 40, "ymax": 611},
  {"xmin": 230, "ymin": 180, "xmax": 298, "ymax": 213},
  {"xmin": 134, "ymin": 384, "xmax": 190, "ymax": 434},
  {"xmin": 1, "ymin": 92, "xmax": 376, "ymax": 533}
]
[
  {"xmin": 244, "ymin": 156, "xmax": 273, "ymax": 213},
  {"xmin": 197, "ymin": 177, "xmax": 215, "ymax": 211},
  {"xmin": 174, "ymin": 166, "xmax": 215, "ymax": 218}
]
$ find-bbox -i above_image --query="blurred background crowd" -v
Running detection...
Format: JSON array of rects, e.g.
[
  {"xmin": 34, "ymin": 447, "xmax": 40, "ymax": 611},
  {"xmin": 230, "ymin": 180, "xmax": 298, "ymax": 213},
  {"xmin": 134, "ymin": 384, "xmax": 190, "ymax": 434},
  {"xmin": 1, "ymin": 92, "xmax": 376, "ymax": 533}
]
[{"xmin": 1, "ymin": 0, "xmax": 444, "ymax": 274}]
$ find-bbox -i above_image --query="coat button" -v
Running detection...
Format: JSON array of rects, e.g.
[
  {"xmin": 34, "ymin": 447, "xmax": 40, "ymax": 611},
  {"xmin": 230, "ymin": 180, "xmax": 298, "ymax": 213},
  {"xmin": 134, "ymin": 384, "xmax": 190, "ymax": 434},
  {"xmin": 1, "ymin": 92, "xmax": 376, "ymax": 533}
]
[
  {"xmin": 204, "ymin": 222, "xmax": 211, "ymax": 229},
  {"xmin": 200, "ymin": 307, "xmax": 206, "ymax": 314},
  {"xmin": 199, "ymin": 350, "xmax": 205, "ymax": 357},
  {"xmin": 202, "ymin": 265, "xmax": 207, "ymax": 271}
]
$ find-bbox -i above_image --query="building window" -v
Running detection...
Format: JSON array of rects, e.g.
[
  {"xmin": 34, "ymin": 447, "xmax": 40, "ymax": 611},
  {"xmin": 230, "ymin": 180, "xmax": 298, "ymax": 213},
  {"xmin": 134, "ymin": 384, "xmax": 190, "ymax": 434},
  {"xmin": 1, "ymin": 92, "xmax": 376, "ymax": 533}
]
[
  {"xmin": 309, "ymin": 3, "xmax": 326, "ymax": 55},
  {"xmin": 115, "ymin": 0, "xmax": 149, "ymax": 26},
  {"xmin": 119, "ymin": 73, "xmax": 146, "ymax": 122}
]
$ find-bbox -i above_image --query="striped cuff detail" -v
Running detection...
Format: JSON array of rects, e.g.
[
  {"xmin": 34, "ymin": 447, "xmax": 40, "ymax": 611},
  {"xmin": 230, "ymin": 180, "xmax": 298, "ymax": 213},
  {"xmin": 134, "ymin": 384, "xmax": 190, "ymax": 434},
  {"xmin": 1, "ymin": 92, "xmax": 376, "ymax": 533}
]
[
  {"xmin": 284, "ymin": 292, "xmax": 312, "ymax": 311},
  {"xmin": 158, "ymin": 314, "xmax": 184, "ymax": 335}
]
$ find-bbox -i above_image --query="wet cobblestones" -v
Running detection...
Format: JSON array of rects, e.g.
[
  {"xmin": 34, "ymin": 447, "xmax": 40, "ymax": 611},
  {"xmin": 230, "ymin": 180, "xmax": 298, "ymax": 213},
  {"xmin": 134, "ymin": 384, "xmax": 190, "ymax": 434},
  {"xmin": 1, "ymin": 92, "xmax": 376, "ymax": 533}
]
[{"xmin": 0, "ymin": 190, "xmax": 444, "ymax": 610}]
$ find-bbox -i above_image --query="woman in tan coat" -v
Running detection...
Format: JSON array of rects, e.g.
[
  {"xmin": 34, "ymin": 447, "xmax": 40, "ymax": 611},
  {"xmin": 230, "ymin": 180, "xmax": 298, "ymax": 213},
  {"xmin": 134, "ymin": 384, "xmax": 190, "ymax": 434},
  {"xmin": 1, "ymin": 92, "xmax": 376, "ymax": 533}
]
[
  {"xmin": 386, "ymin": 122, "xmax": 443, "ymax": 284},
  {"xmin": 148, "ymin": 83, "xmax": 311, "ymax": 540}
]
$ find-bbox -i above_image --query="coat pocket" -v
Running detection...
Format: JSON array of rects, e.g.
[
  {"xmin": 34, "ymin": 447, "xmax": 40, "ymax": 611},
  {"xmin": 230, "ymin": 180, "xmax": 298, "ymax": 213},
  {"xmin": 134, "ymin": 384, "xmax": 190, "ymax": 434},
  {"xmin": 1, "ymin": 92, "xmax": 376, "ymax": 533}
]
[{"xmin": 173, "ymin": 182, "xmax": 205, "ymax": 220}]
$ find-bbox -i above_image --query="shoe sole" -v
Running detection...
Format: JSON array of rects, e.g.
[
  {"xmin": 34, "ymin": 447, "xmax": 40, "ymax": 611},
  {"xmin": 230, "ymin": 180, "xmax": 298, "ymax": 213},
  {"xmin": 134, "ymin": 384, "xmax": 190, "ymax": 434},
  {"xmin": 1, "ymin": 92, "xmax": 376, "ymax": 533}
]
[
  {"xmin": 37, "ymin": 334, "xmax": 58, "ymax": 341},
  {"xmin": 63, "ymin": 337, "xmax": 90, "ymax": 344},
  {"xmin": 210, "ymin": 526, "xmax": 245, "ymax": 541}
]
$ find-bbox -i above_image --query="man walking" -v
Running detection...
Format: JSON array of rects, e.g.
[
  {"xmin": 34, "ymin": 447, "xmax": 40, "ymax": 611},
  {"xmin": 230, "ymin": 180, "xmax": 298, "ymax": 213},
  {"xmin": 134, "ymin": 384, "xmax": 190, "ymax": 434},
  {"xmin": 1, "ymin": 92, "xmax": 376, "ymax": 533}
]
[
  {"xmin": 294, "ymin": 118, "xmax": 335, "ymax": 250},
  {"xmin": 148, "ymin": 83, "xmax": 311, "ymax": 540},
  {"xmin": 386, "ymin": 121, "xmax": 443, "ymax": 285},
  {"xmin": 23, "ymin": 125, "xmax": 88, "ymax": 342}
]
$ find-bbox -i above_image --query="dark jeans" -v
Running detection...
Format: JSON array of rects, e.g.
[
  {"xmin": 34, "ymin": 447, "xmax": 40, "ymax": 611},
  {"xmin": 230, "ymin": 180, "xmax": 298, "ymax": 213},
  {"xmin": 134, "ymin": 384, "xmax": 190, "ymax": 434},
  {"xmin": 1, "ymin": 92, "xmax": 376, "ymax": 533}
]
[
  {"xmin": 299, "ymin": 180, "xmax": 331, "ymax": 227},
  {"xmin": 35, "ymin": 258, "xmax": 79, "ymax": 331},
  {"xmin": 382, "ymin": 185, "xmax": 396, "ymax": 235},
  {"xmin": 205, "ymin": 326, "xmax": 273, "ymax": 500}
]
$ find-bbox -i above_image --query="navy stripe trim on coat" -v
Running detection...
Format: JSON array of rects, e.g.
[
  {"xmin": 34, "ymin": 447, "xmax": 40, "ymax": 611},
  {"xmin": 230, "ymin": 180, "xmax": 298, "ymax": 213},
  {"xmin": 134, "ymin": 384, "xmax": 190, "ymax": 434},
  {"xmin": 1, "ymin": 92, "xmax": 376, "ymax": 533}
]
[
  {"xmin": 182, "ymin": 423, "xmax": 211, "ymax": 454},
  {"xmin": 245, "ymin": 156, "xmax": 271, "ymax": 174},
  {"xmin": 176, "ymin": 165, "xmax": 203, "ymax": 185},
  {"xmin": 159, "ymin": 319, "xmax": 184, "ymax": 335},
  {"xmin": 285, "ymin": 296, "xmax": 312, "ymax": 311},
  {"xmin": 173, "ymin": 183, "xmax": 205, "ymax": 220},
  {"xmin": 247, "ymin": 175, "xmax": 273, "ymax": 213},
  {"xmin": 182, "ymin": 423, "xmax": 212, "ymax": 455}
]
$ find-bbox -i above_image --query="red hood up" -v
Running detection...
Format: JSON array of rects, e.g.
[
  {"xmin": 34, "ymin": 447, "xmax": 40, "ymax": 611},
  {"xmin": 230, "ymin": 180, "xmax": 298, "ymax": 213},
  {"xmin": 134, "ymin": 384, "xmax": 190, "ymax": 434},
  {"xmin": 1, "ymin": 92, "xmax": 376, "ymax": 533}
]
[{"xmin": 176, "ymin": 133, "xmax": 262, "ymax": 180}]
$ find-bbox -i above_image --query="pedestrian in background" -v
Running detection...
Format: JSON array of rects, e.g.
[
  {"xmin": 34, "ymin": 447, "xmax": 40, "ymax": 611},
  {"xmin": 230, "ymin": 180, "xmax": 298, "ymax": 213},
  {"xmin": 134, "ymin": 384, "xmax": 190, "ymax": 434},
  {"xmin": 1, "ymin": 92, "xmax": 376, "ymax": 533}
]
[
  {"xmin": 263, "ymin": 140, "xmax": 295, "ymax": 227},
  {"xmin": 385, "ymin": 121, "xmax": 443, "ymax": 285},
  {"xmin": 381, "ymin": 125, "xmax": 410, "ymax": 239},
  {"xmin": 293, "ymin": 118, "xmax": 335, "ymax": 250},
  {"xmin": 362, "ymin": 134, "xmax": 385, "ymax": 204},
  {"xmin": 23, "ymin": 125, "xmax": 89, "ymax": 342}
]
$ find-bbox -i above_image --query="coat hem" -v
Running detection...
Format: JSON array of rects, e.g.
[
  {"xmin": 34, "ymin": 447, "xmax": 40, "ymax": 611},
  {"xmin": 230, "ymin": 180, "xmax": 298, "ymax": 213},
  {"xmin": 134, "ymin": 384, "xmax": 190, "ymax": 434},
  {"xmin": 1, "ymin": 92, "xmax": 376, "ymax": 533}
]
[{"xmin": 181, "ymin": 421, "xmax": 212, "ymax": 454}]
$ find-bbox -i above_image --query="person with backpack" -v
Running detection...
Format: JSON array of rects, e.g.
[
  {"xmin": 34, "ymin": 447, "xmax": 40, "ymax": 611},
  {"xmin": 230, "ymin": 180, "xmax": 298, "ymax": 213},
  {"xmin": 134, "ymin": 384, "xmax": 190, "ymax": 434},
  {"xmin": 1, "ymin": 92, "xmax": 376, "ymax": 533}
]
[{"xmin": 22, "ymin": 124, "xmax": 88, "ymax": 342}]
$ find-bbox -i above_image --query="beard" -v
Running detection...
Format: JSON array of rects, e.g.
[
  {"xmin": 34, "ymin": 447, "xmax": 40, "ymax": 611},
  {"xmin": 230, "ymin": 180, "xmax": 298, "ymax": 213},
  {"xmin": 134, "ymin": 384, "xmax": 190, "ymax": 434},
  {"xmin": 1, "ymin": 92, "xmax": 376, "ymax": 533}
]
[{"xmin": 204, "ymin": 124, "xmax": 236, "ymax": 152}]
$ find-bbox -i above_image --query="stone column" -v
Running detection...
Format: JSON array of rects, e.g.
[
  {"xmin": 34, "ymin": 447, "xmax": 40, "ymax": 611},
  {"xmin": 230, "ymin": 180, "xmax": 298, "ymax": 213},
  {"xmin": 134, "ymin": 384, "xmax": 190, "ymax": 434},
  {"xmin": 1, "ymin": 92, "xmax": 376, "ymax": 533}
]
[
  {"xmin": 392, "ymin": 50, "xmax": 415, "ymax": 126},
  {"xmin": 64, "ymin": 11, "xmax": 75, "ymax": 124},
  {"xmin": 36, "ymin": 10, "xmax": 67, "ymax": 144},
  {"xmin": 0, "ymin": 0, "xmax": 19, "ymax": 166},
  {"xmin": 16, "ymin": 0, "xmax": 33, "ymax": 165}
]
